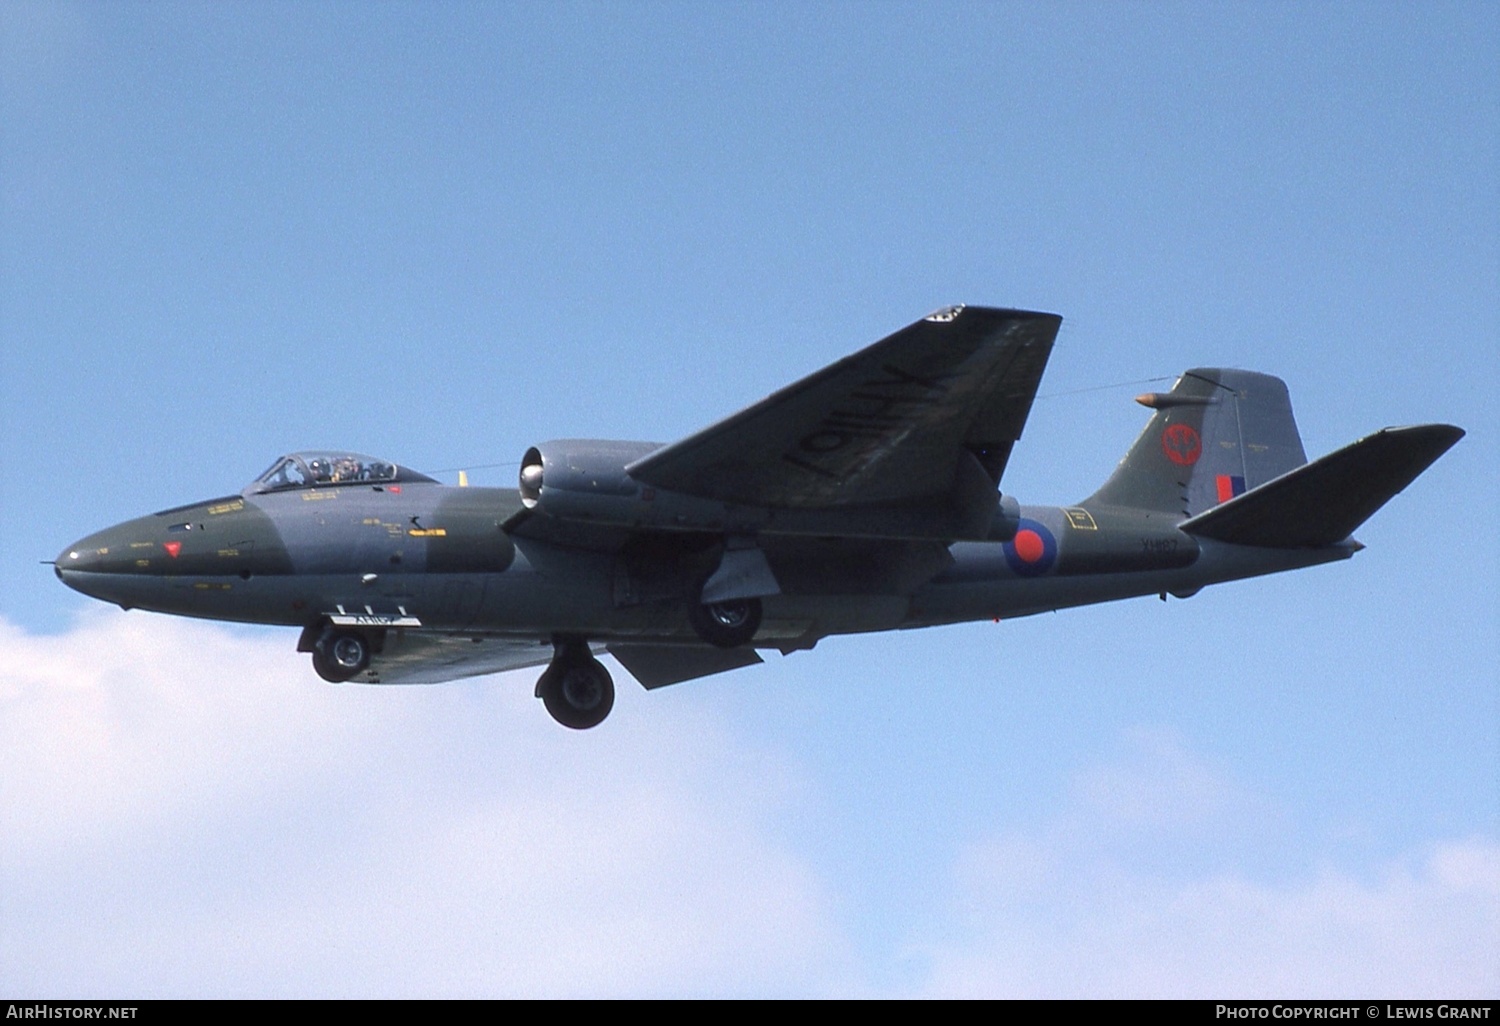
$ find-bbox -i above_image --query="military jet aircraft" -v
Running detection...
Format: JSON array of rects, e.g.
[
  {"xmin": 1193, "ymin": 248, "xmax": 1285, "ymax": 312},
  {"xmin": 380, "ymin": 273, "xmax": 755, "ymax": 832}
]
[{"xmin": 55, "ymin": 306, "xmax": 1462, "ymax": 729}]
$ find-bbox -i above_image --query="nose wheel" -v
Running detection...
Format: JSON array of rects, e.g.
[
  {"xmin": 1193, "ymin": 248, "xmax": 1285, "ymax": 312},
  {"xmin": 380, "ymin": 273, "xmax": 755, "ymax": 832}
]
[
  {"xmin": 536, "ymin": 641, "xmax": 615, "ymax": 729},
  {"xmin": 312, "ymin": 628, "xmax": 371, "ymax": 682}
]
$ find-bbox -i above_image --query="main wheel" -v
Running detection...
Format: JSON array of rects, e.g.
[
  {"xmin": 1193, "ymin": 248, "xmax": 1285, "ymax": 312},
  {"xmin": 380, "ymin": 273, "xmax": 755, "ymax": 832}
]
[
  {"xmin": 689, "ymin": 596, "xmax": 763, "ymax": 648},
  {"xmin": 538, "ymin": 654, "xmax": 615, "ymax": 730},
  {"xmin": 312, "ymin": 629, "xmax": 371, "ymax": 683}
]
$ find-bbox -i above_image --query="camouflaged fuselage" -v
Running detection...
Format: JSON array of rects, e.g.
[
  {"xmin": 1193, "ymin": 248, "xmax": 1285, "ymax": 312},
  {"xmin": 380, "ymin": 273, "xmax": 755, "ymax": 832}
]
[{"xmin": 56, "ymin": 478, "xmax": 1353, "ymax": 651}]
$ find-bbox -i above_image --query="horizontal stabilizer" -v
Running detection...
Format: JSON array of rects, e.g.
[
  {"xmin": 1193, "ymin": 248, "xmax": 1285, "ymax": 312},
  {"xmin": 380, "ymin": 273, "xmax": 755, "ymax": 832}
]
[
  {"xmin": 1179, "ymin": 424, "xmax": 1463, "ymax": 548},
  {"xmin": 607, "ymin": 643, "xmax": 764, "ymax": 690}
]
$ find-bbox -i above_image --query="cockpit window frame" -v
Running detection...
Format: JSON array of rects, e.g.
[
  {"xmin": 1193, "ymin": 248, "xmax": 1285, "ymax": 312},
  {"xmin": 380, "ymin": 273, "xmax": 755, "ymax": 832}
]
[{"xmin": 244, "ymin": 452, "xmax": 436, "ymax": 495}]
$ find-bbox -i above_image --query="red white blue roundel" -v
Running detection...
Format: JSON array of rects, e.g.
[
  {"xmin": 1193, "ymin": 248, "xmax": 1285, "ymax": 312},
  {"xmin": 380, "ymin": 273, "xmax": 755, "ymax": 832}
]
[{"xmin": 1004, "ymin": 518, "xmax": 1057, "ymax": 577}]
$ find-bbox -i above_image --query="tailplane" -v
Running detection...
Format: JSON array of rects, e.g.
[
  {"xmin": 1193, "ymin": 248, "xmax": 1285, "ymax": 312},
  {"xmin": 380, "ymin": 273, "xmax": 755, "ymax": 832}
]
[
  {"xmin": 1084, "ymin": 369, "xmax": 1308, "ymax": 517},
  {"xmin": 1179, "ymin": 424, "xmax": 1463, "ymax": 548}
]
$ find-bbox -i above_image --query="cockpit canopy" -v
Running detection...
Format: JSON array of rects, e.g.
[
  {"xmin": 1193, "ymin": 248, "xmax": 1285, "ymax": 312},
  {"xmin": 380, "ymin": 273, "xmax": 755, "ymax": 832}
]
[{"xmin": 245, "ymin": 452, "xmax": 437, "ymax": 494}]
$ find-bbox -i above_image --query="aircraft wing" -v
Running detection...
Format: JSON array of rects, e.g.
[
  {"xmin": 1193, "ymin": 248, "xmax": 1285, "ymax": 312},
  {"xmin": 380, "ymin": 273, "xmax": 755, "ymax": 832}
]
[{"xmin": 626, "ymin": 306, "xmax": 1060, "ymax": 522}]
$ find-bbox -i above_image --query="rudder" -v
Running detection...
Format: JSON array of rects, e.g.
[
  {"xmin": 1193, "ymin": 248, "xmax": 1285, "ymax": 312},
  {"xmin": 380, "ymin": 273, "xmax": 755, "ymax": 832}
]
[{"xmin": 1084, "ymin": 369, "xmax": 1308, "ymax": 517}]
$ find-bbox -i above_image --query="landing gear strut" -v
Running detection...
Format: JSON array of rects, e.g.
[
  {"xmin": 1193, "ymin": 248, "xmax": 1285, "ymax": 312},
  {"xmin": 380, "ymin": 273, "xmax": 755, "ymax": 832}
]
[
  {"xmin": 536, "ymin": 640, "xmax": 615, "ymax": 729},
  {"xmin": 689, "ymin": 596, "xmax": 762, "ymax": 648},
  {"xmin": 311, "ymin": 628, "xmax": 371, "ymax": 682}
]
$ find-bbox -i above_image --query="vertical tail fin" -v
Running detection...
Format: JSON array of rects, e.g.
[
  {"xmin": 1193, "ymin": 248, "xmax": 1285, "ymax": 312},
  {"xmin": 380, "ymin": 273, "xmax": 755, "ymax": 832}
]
[{"xmin": 1084, "ymin": 369, "xmax": 1308, "ymax": 517}]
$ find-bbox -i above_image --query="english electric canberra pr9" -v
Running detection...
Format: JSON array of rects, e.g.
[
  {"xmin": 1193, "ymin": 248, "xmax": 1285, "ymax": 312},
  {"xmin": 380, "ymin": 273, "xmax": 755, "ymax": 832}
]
[{"xmin": 56, "ymin": 307, "xmax": 1462, "ymax": 728}]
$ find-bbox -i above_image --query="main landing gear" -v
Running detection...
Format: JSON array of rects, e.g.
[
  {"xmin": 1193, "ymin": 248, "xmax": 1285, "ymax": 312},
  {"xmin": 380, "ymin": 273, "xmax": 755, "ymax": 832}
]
[
  {"xmin": 689, "ymin": 596, "xmax": 762, "ymax": 648},
  {"xmin": 311, "ymin": 628, "xmax": 372, "ymax": 683},
  {"xmin": 536, "ymin": 639, "xmax": 615, "ymax": 730}
]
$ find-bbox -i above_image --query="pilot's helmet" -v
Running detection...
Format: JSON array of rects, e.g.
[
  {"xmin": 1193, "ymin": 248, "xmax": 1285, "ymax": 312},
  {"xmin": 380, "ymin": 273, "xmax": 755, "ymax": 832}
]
[{"xmin": 307, "ymin": 458, "xmax": 332, "ymax": 482}]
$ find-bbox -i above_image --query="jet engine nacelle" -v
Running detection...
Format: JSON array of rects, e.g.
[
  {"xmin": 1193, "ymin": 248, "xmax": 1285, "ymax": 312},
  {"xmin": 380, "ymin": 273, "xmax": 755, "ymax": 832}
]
[
  {"xmin": 518, "ymin": 439, "xmax": 732, "ymax": 531},
  {"xmin": 517, "ymin": 438, "xmax": 1023, "ymax": 542},
  {"xmin": 519, "ymin": 439, "xmax": 653, "ymax": 509}
]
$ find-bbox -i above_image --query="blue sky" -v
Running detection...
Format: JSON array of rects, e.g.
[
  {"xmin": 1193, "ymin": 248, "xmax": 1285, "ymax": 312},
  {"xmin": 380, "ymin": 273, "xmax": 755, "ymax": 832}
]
[{"xmin": 2, "ymin": 1, "xmax": 1496, "ymax": 997}]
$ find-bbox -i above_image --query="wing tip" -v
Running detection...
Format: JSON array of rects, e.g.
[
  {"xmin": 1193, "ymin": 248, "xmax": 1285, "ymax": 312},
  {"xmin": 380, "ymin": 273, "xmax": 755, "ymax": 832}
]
[{"xmin": 926, "ymin": 304, "xmax": 1061, "ymax": 325}]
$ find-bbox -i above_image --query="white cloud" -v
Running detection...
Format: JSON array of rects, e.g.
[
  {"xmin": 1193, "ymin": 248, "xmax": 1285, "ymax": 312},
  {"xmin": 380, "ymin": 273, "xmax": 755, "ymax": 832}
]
[
  {"xmin": 3, "ymin": 613, "xmax": 1493, "ymax": 998},
  {"xmin": 0, "ymin": 610, "xmax": 850, "ymax": 997},
  {"xmin": 915, "ymin": 731, "xmax": 1500, "ymax": 998},
  {"xmin": 1069, "ymin": 726, "xmax": 1260, "ymax": 831},
  {"xmin": 921, "ymin": 839, "xmax": 1500, "ymax": 998}
]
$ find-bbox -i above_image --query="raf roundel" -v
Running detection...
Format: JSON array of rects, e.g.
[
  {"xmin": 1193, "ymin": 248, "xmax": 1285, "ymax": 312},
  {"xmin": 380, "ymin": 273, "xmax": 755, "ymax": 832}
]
[{"xmin": 1003, "ymin": 519, "xmax": 1058, "ymax": 577}]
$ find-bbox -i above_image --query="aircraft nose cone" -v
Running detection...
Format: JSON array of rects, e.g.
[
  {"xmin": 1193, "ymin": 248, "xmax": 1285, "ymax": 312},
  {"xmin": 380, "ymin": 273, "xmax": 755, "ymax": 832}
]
[
  {"xmin": 57, "ymin": 534, "xmax": 113, "ymax": 574},
  {"xmin": 56, "ymin": 525, "xmax": 159, "ymax": 606},
  {"xmin": 54, "ymin": 523, "xmax": 147, "ymax": 603},
  {"xmin": 56, "ymin": 538, "xmax": 106, "ymax": 597},
  {"xmin": 54, "ymin": 546, "xmax": 96, "ymax": 600},
  {"xmin": 59, "ymin": 544, "xmax": 94, "ymax": 571}
]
